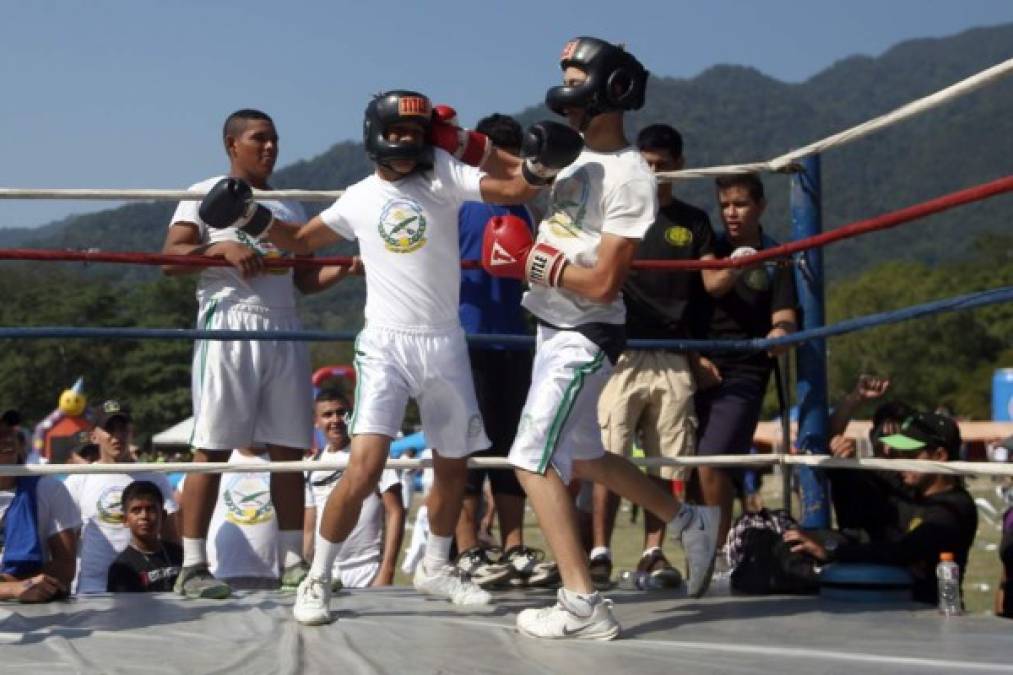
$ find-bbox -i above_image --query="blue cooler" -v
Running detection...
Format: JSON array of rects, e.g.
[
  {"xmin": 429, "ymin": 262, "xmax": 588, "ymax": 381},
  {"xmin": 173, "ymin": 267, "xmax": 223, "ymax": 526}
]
[{"xmin": 819, "ymin": 563, "xmax": 913, "ymax": 602}]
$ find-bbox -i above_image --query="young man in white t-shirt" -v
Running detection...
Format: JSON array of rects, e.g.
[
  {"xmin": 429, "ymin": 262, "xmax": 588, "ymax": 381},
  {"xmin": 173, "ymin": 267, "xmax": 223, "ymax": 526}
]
[
  {"xmin": 195, "ymin": 90, "xmax": 583, "ymax": 625},
  {"xmin": 161, "ymin": 110, "xmax": 354, "ymax": 599},
  {"xmin": 482, "ymin": 37, "xmax": 721, "ymax": 640},
  {"xmin": 0, "ymin": 408, "xmax": 78, "ymax": 602},
  {"xmin": 307, "ymin": 389, "xmax": 404, "ymax": 588},
  {"xmin": 65, "ymin": 400, "xmax": 179, "ymax": 594}
]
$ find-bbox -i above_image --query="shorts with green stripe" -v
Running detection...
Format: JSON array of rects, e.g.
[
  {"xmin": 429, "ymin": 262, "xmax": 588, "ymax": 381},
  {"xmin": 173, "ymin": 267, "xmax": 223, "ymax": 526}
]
[{"xmin": 508, "ymin": 324, "xmax": 613, "ymax": 484}]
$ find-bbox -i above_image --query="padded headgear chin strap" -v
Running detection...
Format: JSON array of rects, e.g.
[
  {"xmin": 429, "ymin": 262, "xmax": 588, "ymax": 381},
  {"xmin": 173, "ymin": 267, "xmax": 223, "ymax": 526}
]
[
  {"xmin": 545, "ymin": 37, "xmax": 648, "ymax": 130},
  {"xmin": 363, "ymin": 90, "xmax": 434, "ymax": 174}
]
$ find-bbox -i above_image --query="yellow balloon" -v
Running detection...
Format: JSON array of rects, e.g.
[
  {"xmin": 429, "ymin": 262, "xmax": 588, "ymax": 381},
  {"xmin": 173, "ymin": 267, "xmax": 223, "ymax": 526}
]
[{"xmin": 58, "ymin": 389, "xmax": 87, "ymax": 417}]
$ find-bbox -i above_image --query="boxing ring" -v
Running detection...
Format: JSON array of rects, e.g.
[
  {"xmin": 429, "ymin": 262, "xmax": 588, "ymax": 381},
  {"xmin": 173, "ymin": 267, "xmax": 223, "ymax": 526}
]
[{"xmin": 2, "ymin": 56, "xmax": 1013, "ymax": 673}]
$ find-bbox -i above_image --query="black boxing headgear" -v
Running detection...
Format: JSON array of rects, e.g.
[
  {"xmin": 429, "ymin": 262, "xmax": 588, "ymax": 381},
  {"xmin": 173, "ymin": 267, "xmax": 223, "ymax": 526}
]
[
  {"xmin": 363, "ymin": 90, "xmax": 434, "ymax": 171},
  {"xmin": 545, "ymin": 37, "xmax": 648, "ymax": 123}
]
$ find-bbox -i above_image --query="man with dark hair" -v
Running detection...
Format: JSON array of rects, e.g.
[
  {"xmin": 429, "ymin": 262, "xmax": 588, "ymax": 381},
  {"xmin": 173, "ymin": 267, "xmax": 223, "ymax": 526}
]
[
  {"xmin": 107, "ymin": 480, "xmax": 182, "ymax": 592},
  {"xmin": 590, "ymin": 122, "xmax": 722, "ymax": 588},
  {"xmin": 162, "ymin": 109, "xmax": 353, "ymax": 599},
  {"xmin": 306, "ymin": 389, "xmax": 405, "ymax": 588},
  {"xmin": 482, "ymin": 37, "xmax": 721, "ymax": 639},
  {"xmin": 692, "ymin": 173, "xmax": 798, "ymax": 545},
  {"xmin": 66, "ymin": 400, "xmax": 180, "ymax": 593},
  {"xmin": 785, "ymin": 412, "xmax": 978, "ymax": 605},
  {"xmin": 195, "ymin": 89, "xmax": 583, "ymax": 625},
  {"xmin": 0, "ymin": 408, "xmax": 78, "ymax": 602},
  {"xmin": 454, "ymin": 113, "xmax": 556, "ymax": 589}
]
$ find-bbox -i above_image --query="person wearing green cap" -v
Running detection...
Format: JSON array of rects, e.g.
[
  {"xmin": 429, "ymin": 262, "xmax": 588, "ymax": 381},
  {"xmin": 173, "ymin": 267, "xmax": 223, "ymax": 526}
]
[{"xmin": 783, "ymin": 411, "xmax": 978, "ymax": 605}]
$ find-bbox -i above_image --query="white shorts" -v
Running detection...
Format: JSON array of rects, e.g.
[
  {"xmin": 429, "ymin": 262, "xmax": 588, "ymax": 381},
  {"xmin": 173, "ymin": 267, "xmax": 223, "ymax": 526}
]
[
  {"xmin": 335, "ymin": 560, "xmax": 380, "ymax": 589},
  {"xmin": 191, "ymin": 301, "xmax": 313, "ymax": 451},
  {"xmin": 509, "ymin": 325, "xmax": 613, "ymax": 484},
  {"xmin": 350, "ymin": 324, "xmax": 489, "ymax": 458}
]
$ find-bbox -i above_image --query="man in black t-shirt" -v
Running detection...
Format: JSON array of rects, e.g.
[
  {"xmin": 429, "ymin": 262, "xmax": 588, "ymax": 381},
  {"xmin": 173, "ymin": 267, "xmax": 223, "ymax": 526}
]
[
  {"xmin": 785, "ymin": 412, "xmax": 978, "ymax": 605},
  {"xmin": 692, "ymin": 173, "xmax": 798, "ymax": 545},
  {"xmin": 591, "ymin": 124, "xmax": 726, "ymax": 587},
  {"xmin": 107, "ymin": 480, "xmax": 182, "ymax": 592}
]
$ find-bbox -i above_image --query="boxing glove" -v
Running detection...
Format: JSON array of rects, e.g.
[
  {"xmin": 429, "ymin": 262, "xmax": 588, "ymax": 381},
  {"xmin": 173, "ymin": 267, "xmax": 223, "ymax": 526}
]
[
  {"xmin": 520, "ymin": 121, "xmax": 584, "ymax": 186},
  {"xmin": 729, "ymin": 246, "xmax": 758, "ymax": 277},
  {"xmin": 482, "ymin": 214, "xmax": 567, "ymax": 287},
  {"xmin": 199, "ymin": 177, "xmax": 274, "ymax": 238},
  {"xmin": 427, "ymin": 105, "xmax": 493, "ymax": 167}
]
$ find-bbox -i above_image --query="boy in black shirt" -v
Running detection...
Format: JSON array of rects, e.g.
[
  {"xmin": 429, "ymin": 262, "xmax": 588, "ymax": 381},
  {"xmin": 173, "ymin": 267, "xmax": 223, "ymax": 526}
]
[
  {"xmin": 107, "ymin": 480, "xmax": 182, "ymax": 592},
  {"xmin": 785, "ymin": 412, "xmax": 978, "ymax": 605},
  {"xmin": 693, "ymin": 174, "xmax": 798, "ymax": 544}
]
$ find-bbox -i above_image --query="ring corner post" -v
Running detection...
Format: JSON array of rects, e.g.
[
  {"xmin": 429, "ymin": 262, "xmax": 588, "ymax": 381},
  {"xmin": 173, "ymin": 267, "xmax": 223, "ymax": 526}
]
[{"xmin": 790, "ymin": 154, "xmax": 830, "ymax": 528}]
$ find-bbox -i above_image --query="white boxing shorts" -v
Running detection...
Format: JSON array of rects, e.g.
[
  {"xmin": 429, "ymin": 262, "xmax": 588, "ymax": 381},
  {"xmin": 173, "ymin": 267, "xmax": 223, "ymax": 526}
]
[
  {"xmin": 509, "ymin": 324, "xmax": 613, "ymax": 484},
  {"xmin": 350, "ymin": 323, "xmax": 489, "ymax": 458},
  {"xmin": 190, "ymin": 300, "xmax": 313, "ymax": 451}
]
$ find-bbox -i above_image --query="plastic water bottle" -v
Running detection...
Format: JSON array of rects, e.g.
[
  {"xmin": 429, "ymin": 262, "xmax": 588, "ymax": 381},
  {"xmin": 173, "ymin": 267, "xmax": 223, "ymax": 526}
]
[{"xmin": 936, "ymin": 552, "xmax": 962, "ymax": 616}]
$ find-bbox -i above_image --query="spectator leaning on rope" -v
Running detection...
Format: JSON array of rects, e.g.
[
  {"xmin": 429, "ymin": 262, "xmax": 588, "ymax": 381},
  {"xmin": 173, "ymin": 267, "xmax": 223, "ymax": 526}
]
[
  {"xmin": 0, "ymin": 408, "xmax": 78, "ymax": 602},
  {"xmin": 784, "ymin": 412, "xmax": 978, "ymax": 605}
]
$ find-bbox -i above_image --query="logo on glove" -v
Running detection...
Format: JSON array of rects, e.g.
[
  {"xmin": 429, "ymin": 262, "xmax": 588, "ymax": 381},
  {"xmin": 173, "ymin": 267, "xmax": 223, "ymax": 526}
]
[
  {"xmin": 398, "ymin": 96, "xmax": 431, "ymax": 118},
  {"xmin": 488, "ymin": 242, "xmax": 518, "ymax": 266}
]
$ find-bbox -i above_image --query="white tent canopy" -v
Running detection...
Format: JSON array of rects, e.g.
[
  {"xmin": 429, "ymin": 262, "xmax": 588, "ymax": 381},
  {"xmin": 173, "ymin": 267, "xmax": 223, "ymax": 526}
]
[{"xmin": 151, "ymin": 416, "xmax": 193, "ymax": 447}]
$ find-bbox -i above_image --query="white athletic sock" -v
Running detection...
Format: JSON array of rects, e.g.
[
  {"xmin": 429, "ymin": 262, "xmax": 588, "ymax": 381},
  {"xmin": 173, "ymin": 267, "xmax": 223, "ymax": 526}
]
[
  {"xmin": 669, "ymin": 503, "xmax": 695, "ymax": 536},
  {"xmin": 309, "ymin": 533, "xmax": 343, "ymax": 581},
  {"xmin": 589, "ymin": 546, "xmax": 612, "ymax": 561},
  {"xmin": 642, "ymin": 546, "xmax": 663, "ymax": 558},
  {"xmin": 278, "ymin": 530, "xmax": 304, "ymax": 569},
  {"xmin": 182, "ymin": 537, "xmax": 207, "ymax": 568},
  {"xmin": 560, "ymin": 588, "xmax": 600, "ymax": 617},
  {"xmin": 423, "ymin": 534, "xmax": 453, "ymax": 572}
]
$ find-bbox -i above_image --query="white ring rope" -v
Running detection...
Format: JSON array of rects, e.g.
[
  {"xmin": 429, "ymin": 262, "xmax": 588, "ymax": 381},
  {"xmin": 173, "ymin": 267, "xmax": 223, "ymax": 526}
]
[
  {"xmin": 3, "ymin": 454, "xmax": 1012, "ymax": 477},
  {"xmin": 0, "ymin": 58, "xmax": 1009, "ymax": 201}
]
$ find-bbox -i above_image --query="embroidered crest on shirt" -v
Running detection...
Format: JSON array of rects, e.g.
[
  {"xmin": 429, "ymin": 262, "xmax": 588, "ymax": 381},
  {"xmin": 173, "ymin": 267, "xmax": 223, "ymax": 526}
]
[
  {"xmin": 378, "ymin": 199, "xmax": 428, "ymax": 253},
  {"xmin": 222, "ymin": 475, "xmax": 275, "ymax": 525},
  {"xmin": 96, "ymin": 486, "xmax": 126, "ymax": 525},
  {"xmin": 544, "ymin": 167, "xmax": 590, "ymax": 238}
]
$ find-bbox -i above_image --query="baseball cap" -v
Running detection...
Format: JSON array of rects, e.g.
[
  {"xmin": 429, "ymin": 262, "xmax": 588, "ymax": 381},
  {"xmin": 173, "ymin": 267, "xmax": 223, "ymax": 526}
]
[
  {"xmin": 95, "ymin": 400, "xmax": 131, "ymax": 429},
  {"xmin": 1, "ymin": 409, "xmax": 21, "ymax": 427},
  {"xmin": 880, "ymin": 412, "xmax": 961, "ymax": 460}
]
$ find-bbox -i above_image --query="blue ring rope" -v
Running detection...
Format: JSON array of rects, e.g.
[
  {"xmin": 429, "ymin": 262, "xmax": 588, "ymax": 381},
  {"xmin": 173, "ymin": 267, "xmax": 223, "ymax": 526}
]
[{"xmin": 0, "ymin": 286, "xmax": 1008, "ymax": 353}]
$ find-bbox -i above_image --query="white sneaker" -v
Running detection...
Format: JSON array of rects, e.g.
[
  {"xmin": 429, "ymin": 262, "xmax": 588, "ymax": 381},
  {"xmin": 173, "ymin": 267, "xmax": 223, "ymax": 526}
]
[
  {"xmin": 516, "ymin": 589, "xmax": 620, "ymax": 640},
  {"xmin": 677, "ymin": 505, "xmax": 720, "ymax": 598},
  {"xmin": 456, "ymin": 547, "xmax": 514, "ymax": 588},
  {"xmin": 414, "ymin": 562, "xmax": 492, "ymax": 606},
  {"xmin": 293, "ymin": 575, "xmax": 332, "ymax": 625}
]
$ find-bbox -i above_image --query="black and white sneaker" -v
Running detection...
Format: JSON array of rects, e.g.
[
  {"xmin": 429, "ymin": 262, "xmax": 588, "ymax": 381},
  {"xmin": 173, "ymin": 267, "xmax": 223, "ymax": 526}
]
[
  {"xmin": 455, "ymin": 546, "xmax": 513, "ymax": 588},
  {"xmin": 503, "ymin": 545, "xmax": 560, "ymax": 588}
]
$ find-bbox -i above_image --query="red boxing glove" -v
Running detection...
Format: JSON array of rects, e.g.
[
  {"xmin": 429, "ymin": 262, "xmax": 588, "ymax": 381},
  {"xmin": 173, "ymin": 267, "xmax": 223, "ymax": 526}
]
[
  {"xmin": 482, "ymin": 215, "xmax": 567, "ymax": 287},
  {"xmin": 428, "ymin": 105, "xmax": 493, "ymax": 167}
]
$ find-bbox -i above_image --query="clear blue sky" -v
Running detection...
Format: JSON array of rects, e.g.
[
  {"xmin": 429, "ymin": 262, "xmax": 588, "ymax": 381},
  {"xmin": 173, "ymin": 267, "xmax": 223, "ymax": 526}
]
[{"xmin": 1, "ymin": 0, "xmax": 1011, "ymax": 229}]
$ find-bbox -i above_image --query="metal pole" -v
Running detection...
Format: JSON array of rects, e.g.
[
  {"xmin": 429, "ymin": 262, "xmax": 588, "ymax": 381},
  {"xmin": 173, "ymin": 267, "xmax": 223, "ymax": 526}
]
[{"xmin": 790, "ymin": 155, "xmax": 831, "ymax": 528}]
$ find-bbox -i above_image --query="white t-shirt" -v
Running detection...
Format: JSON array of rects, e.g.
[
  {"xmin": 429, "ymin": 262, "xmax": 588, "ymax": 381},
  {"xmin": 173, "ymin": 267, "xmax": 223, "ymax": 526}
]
[
  {"xmin": 308, "ymin": 446, "xmax": 400, "ymax": 570},
  {"xmin": 170, "ymin": 176, "xmax": 308, "ymax": 310},
  {"xmin": 200, "ymin": 451, "xmax": 310, "ymax": 583},
  {"xmin": 65, "ymin": 471, "xmax": 179, "ymax": 593},
  {"xmin": 0, "ymin": 477, "xmax": 81, "ymax": 565},
  {"xmin": 523, "ymin": 147, "xmax": 657, "ymax": 327},
  {"xmin": 318, "ymin": 149, "xmax": 485, "ymax": 330}
]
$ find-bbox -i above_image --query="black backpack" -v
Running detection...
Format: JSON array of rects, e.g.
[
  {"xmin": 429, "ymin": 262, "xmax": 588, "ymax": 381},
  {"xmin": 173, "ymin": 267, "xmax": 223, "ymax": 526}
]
[{"xmin": 727, "ymin": 509, "xmax": 820, "ymax": 595}]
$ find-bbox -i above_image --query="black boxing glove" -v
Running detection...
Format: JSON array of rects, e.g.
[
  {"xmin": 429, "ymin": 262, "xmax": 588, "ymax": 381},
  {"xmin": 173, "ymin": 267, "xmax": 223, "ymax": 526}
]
[
  {"xmin": 520, "ymin": 121, "xmax": 584, "ymax": 186},
  {"xmin": 198, "ymin": 177, "xmax": 274, "ymax": 238}
]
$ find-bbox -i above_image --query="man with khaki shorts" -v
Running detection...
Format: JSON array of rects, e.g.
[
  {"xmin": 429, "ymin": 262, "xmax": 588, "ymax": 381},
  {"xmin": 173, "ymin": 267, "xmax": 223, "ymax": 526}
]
[{"xmin": 591, "ymin": 123, "xmax": 726, "ymax": 587}]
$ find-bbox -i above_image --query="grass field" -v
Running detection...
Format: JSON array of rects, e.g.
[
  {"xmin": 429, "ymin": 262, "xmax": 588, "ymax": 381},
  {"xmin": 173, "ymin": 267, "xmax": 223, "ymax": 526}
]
[{"xmin": 395, "ymin": 473, "xmax": 1008, "ymax": 615}]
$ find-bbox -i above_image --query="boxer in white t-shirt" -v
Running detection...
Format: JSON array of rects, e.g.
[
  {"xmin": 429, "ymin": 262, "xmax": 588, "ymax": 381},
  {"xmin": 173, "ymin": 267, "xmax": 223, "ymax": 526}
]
[
  {"xmin": 307, "ymin": 389, "xmax": 404, "ymax": 588},
  {"xmin": 162, "ymin": 110, "xmax": 354, "ymax": 599},
  {"xmin": 482, "ymin": 37, "xmax": 721, "ymax": 640},
  {"xmin": 196, "ymin": 90, "xmax": 583, "ymax": 625}
]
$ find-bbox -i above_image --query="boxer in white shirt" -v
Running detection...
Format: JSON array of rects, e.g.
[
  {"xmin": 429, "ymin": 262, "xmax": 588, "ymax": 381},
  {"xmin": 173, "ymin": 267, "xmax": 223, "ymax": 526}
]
[{"xmin": 196, "ymin": 89, "xmax": 583, "ymax": 625}]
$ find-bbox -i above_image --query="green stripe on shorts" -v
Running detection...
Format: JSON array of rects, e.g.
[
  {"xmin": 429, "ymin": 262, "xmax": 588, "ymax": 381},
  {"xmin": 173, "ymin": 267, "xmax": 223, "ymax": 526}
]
[
  {"xmin": 349, "ymin": 332, "xmax": 363, "ymax": 434},
  {"xmin": 537, "ymin": 350, "xmax": 606, "ymax": 474}
]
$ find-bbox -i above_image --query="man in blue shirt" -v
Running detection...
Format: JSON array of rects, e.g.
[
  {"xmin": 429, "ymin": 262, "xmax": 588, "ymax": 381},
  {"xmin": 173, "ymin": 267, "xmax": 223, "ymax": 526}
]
[{"xmin": 456, "ymin": 114, "xmax": 557, "ymax": 589}]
